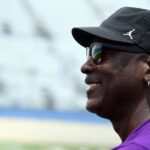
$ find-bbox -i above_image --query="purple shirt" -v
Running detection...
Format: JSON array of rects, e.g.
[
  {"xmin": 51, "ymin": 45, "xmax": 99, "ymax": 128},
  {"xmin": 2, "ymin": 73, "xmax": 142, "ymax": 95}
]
[{"xmin": 112, "ymin": 119, "xmax": 150, "ymax": 150}]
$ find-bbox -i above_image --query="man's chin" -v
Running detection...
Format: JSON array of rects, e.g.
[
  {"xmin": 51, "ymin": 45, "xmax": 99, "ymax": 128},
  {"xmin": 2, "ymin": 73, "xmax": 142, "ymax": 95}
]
[
  {"xmin": 86, "ymin": 98, "xmax": 102, "ymax": 113},
  {"xmin": 86, "ymin": 98, "xmax": 111, "ymax": 119}
]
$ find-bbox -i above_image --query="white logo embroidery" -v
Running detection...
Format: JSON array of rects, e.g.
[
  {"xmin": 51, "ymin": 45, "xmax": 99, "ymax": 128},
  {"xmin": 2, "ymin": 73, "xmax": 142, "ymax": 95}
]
[{"xmin": 123, "ymin": 29, "xmax": 135, "ymax": 40}]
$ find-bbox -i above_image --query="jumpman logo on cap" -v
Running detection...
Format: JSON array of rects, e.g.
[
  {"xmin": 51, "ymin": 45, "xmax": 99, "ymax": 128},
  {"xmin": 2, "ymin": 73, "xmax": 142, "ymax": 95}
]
[{"xmin": 123, "ymin": 29, "xmax": 135, "ymax": 40}]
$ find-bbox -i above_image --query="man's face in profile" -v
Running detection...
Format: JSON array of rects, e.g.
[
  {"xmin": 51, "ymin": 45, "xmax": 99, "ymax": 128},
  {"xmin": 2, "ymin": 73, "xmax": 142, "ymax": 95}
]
[{"xmin": 81, "ymin": 41, "xmax": 146, "ymax": 120}]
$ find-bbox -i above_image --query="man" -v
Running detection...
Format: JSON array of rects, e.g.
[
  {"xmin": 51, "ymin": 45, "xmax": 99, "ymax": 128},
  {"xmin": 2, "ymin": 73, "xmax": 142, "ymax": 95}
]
[{"xmin": 72, "ymin": 7, "xmax": 150, "ymax": 150}]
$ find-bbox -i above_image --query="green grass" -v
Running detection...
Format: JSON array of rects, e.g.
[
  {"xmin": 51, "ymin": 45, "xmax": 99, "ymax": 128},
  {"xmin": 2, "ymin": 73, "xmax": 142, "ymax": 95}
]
[{"xmin": 0, "ymin": 142, "xmax": 112, "ymax": 150}]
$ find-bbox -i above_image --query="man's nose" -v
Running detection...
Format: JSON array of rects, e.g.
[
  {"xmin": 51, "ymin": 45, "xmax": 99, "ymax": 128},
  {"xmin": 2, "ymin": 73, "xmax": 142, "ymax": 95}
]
[{"xmin": 81, "ymin": 57, "xmax": 96, "ymax": 74}]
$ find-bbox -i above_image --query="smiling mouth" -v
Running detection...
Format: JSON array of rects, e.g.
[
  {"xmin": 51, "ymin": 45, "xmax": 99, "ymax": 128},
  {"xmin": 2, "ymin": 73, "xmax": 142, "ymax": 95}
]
[
  {"xmin": 88, "ymin": 83, "xmax": 101, "ymax": 91},
  {"xmin": 89, "ymin": 83, "xmax": 101, "ymax": 88},
  {"xmin": 87, "ymin": 82, "xmax": 101, "ymax": 97}
]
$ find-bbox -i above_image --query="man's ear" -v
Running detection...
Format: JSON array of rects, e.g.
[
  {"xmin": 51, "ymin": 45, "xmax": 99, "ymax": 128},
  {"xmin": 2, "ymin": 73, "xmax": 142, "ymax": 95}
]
[{"xmin": 144, "ymin": 56, "xmax": 150, "ymax": 83}]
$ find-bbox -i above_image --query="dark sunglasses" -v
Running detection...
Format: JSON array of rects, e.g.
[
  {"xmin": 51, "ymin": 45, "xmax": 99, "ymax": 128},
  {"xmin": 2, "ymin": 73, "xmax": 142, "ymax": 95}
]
[{"xmin": 86, "ymin": 43, "xmax": 103, "ymax": 65}]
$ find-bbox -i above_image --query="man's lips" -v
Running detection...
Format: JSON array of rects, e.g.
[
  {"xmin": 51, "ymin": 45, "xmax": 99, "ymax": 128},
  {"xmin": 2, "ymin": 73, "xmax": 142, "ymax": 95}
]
[
  {"xmin": 85, "ymin": 78, "xmax": 101, "ymax": 85},
  {"xmin": 87, "ymin": 83, "xmax": 101, "ymax": 97},
  {"xmin": 85, "ymin": 78, "xmax": 101, "ymax": 98}
]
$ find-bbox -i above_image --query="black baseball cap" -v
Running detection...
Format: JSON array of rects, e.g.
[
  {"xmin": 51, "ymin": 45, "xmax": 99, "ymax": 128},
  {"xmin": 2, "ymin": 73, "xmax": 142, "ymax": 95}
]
[{"xmin": 72, "ymin": 7, "xmax": 150, "ymax": 54}]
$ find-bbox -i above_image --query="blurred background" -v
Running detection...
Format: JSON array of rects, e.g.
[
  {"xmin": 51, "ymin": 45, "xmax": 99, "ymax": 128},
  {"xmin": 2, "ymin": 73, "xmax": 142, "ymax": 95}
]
[{"xmin": 0, "ymin": 0, "xmax": 149, "ymax": 150}]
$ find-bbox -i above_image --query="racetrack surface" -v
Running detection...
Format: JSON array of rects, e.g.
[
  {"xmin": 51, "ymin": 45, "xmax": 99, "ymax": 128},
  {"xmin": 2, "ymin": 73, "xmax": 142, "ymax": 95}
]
[{"xmin": 0, "ymin": 117, "xmax": 121, "ymax": 147}]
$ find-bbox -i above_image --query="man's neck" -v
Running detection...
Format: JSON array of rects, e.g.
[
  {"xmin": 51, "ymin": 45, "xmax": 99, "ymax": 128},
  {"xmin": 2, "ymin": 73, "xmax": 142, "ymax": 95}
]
[{"xmin": 111, "ymin": 100, "xmax": 150, "ymax": 142}]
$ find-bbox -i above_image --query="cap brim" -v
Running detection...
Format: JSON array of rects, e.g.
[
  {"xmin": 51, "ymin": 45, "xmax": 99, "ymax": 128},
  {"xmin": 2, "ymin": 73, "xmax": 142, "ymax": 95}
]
[{"xmin": 72, "ymin": 26, "xmax": 134, "ymax": 47}]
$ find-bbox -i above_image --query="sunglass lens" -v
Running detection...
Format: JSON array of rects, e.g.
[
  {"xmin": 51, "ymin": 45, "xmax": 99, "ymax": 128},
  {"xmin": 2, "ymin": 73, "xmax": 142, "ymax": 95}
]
[{"xmin": 92, "ymin": 44, "xmax": 102, "ymax": 64}]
